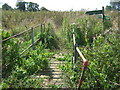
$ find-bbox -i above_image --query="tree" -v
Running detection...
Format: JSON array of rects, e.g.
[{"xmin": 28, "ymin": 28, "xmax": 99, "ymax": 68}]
[
  {"xmin": 16, "ymin": 1, "xmax": 26, "ymax": 11},
  {"xmin": 26, "ymin": 2, "xmax": 39, "ymax": 11},
  {"xmin": 105, "ymin": 5, "xmax": 113, "ymax": 11},
  {"xmin": 2, "ymin": 3, "xmax": 13, "ymax": 10},
  {"xmin": 110, "ymin": 0, "xmax": 120, "ymax": 10},
  {"xmin": 16, "ymin": 1, "xmax": 39, "ymax": 11},
  {"xmin": 40, "ymin": 7, "xmax": 49, "ymax": 11}
]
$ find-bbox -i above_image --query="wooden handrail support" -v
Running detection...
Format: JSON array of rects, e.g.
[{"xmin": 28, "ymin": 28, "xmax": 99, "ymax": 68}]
[
  {"xmin": 76, "ymin": 47, "xmax": 88, "ymax": 90},
  {"xmin": 71, "ymin": 23, "xmax": 88, "ymax": 89},
  {"xmin": 76, "ymin": 47, "xmax": 88, "ymax": 68},
  {"xmin": 20, "ymin": 38, "xmax": 42, "ymax": 56}
]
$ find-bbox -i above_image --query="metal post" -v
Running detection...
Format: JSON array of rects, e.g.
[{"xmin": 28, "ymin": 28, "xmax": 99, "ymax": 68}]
[{"xmin": 31, "ymin": 27, "xmax": 35, "ymax": 50}]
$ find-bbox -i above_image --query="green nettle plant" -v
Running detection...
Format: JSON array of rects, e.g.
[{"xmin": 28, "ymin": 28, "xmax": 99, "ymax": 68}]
[
  {"xmin": 39, "ymin": 23, "xmax": 59, "ymax": 49},
  {"xmin": 80, "ymin": 33, "xmax": 119, "ymax": 89},
  {"xmin": 2, "ymin": 30, "xmax": 20, "ymax": 78},
  {"xmin": 2, "ymin": 30, "xmax": 52, "ymax": 88},
  {"xmin": 23, "ymin": 50, "xmax": 49, "ymax": 75},
  {"xmin": 58, "ymin": 22, "xmax": 119, "ymax": 89}
]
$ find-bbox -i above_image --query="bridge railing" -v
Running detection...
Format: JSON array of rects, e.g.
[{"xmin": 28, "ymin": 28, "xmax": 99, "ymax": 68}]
[
  {"xmin": 72, "ymin": 23, "xmax": 88, "ymax": 89},
  {"xmin": 2, "ymin": 24, "xmax": 46, "ymax": 56}
]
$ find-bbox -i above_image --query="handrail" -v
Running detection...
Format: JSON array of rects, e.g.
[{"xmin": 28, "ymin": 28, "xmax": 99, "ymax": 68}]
[
  {"xmin": 71, "ymin": 23, "xmax": 88, "ymax": 90},
  {"xmin": 72, "ymin": 28, "xmax": 76, "ymax": 46},
  {"xmin": 2, "ymin": 24, "xmax": 40, "ymax": 42},
  {"xmin": 76, "ymin": 47, "xmax": 88, "ymax": 67},
  {"xmin": 20, "ymin": 38, "xmax": 42, "ymax": 56},
  {"xmin": 76, "ymin": 46, "xmax": 88, "ymax": 90},
  {"xmin": 2, "ymin": 23, "xmax": 45, "ymax": 56}
]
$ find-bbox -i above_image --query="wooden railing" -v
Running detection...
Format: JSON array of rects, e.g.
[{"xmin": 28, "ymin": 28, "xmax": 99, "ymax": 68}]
[
  {"xmin": 2, "ymin": 24, "xmax": 45, "ymax": 56},
  {"xmin": 72, "ymin": 23, "xmax": 88, "ymax": 89}
]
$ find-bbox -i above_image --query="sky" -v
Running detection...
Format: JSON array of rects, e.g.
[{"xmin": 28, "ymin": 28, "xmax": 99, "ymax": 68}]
[{"xmin": 0, "ymin": 0, "xmax": 111, "ymax": 11}]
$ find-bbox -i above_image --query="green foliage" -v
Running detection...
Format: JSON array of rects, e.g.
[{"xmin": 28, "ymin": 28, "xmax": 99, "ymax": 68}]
[
  {"xmin": 106, "ymin": 5, "xmax": 113, "ymax": 11},
  {"xmin": 81, "ymin": 33, "xmax": 120, "ymax": 89},
  {"xmin": 40, "ymin": 7, "xmax": 49, "ymax": 11},
  {"xmin": 26, "ymin": 2, "xmax": 39, "ymax": 11},
  {"xmin": 2, "ymin": 10, "xmax": 119, "ymax": 89},
  {"xmin": 2, "ymin": 30, "xmax": 20, "ymax": 78},
  {"xmin": 40, "ymin": 23, "xmax": 59, "ymax": 49},
  {"xmin": 2, "ymin": 72, "xmax": 43, "ymax": 88},
  {"xmin": 58, "ymin": 54, "xmax": 76, "ymax": 87},
  {"xmin": 110, "ymin": 1, "xmax": 120, "ymax": 11},
  {"xmin": 72, "ymin": 24, "xmax": 86, "ymax": 46},
  {"xmin": 23, "ymin": 51, "xmax": 49, "ymax": 75},
  {"xmin": 2, "ymin": 3, "xmax": 13, "ymax": 10},
  {"xmin": 2, "ymin": 30, "xmax": 53, "ymax": 88},
  {"xmin": 58, "ymin": 31, "xmax": 120, "ymax": 89},
  {"xmin": 104, "ymin": 20, "xmax": 112, "ymax": 30},
  {"xmin": 16, "ymin": 2, "xmax": 26, "ymax": 11},
  {"xmin": 16, "ymin": 1, "xmax": 39, "ymax": 11}
]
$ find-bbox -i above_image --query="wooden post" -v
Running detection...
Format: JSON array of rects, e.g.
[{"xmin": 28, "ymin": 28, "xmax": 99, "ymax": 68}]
[
  {"xmin": 72, "ymin": 28, "xmax": 76, "ymax": 64},
  {"xmin": 118, "ymin": 11, "xmax": 120, "ymax": 33},
  {"xmin": 72, "ymin": 24, "xmax": 78, "ymax": 64},
  {"xmin": 74, "ymin": 44, "xmax": 78, "ymax": 63},
  {"xmin": 31, "ymin": 27, "xmax": 35, "ymax": 50},
  {"xmin": 40, "ymin": 24, "xmax": 42, "ymax": 33},
  {"xmin": 72, "ymin": 24, "xmax": 78, "ymax": 82},
  {"xmin": 102, "ymin": 6, "xmax": 105, "ymax": 30},
  {"xmin": 43, "ymin": 24, "xmax": 45, "ymax": 32}
]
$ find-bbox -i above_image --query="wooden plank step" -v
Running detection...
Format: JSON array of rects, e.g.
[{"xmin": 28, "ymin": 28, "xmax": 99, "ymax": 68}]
[
  {"xmin": 48, "ymin": 67, "xmax": 60, "ymax": 69},
  {"xmin": 50, "ymin": 63, "xmax": 62, "ymax": 66},
  {"xmin": 44, "ymin": 78, "xmax": 63, "ymax": 82},
  {"xmin": 42, "ymin": 76, "xmax": 63, "ymax": 79},
  {"xmin": 43, "ymin": 79, "xmax": 64, "ymax": 84},
  {"xmin": 39, "ymin": 70, "xmax": 63, "ymax": 73},
  {"xmin": 49, "ymin": 62, "xmax": 65, "ymax": 64},
  {"xmin": 39, "ymin": 72, "xmax": 63, "ymax": 75},
  {"xmin": 49, "ymin": 61, "xmax": 63, "ymax": 63},
  {"xmin": 41, "ymin": 69, "xmax": 62, "ymax": 72}
]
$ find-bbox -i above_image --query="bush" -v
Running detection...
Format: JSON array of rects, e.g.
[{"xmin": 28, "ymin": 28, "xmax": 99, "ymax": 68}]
[{"xmin": 2, "ymin": 30, "xmax": 20, "ymax": 78}]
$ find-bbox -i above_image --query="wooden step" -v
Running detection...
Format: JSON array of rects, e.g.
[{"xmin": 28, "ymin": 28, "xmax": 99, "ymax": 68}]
[
  {"xmin": 49, "ymin": 61, "xmax": 64, "ymax": 63},
  {"xmin": 39, "ymin": 72, "xmax": 63, "ymax": 75},
  {"xmin": 43, "ymin": 78, "xmax": 64, "ymax": 85},
  {"xmin": 50, "ymin": 62, "xmax": 65, "ymax": 64},
  {"xmin": 40, "ymin": 57, "xmax": 66, "ymax": 88},
  {"xmin": 41, "ymin": 69, "xmax": 62, "ymax": 72},
  {"xmin": 49, "ymin": 64, "xmax": 63, "ymax": 67}
]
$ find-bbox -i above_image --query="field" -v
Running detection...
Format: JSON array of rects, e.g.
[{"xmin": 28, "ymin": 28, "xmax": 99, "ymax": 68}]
[{"xmin": 1, "ymin": 10, "xmax": 120, "ymax": 89}]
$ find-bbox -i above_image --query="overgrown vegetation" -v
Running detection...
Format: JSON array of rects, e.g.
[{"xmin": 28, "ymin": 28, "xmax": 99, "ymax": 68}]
[
  {"xmin": 1, "ymin": 9, "xmax": 120, "ymax": 89},
  {"xmin": 2, "ymin": 24, "xmax": 55, "ymax": 88}
]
